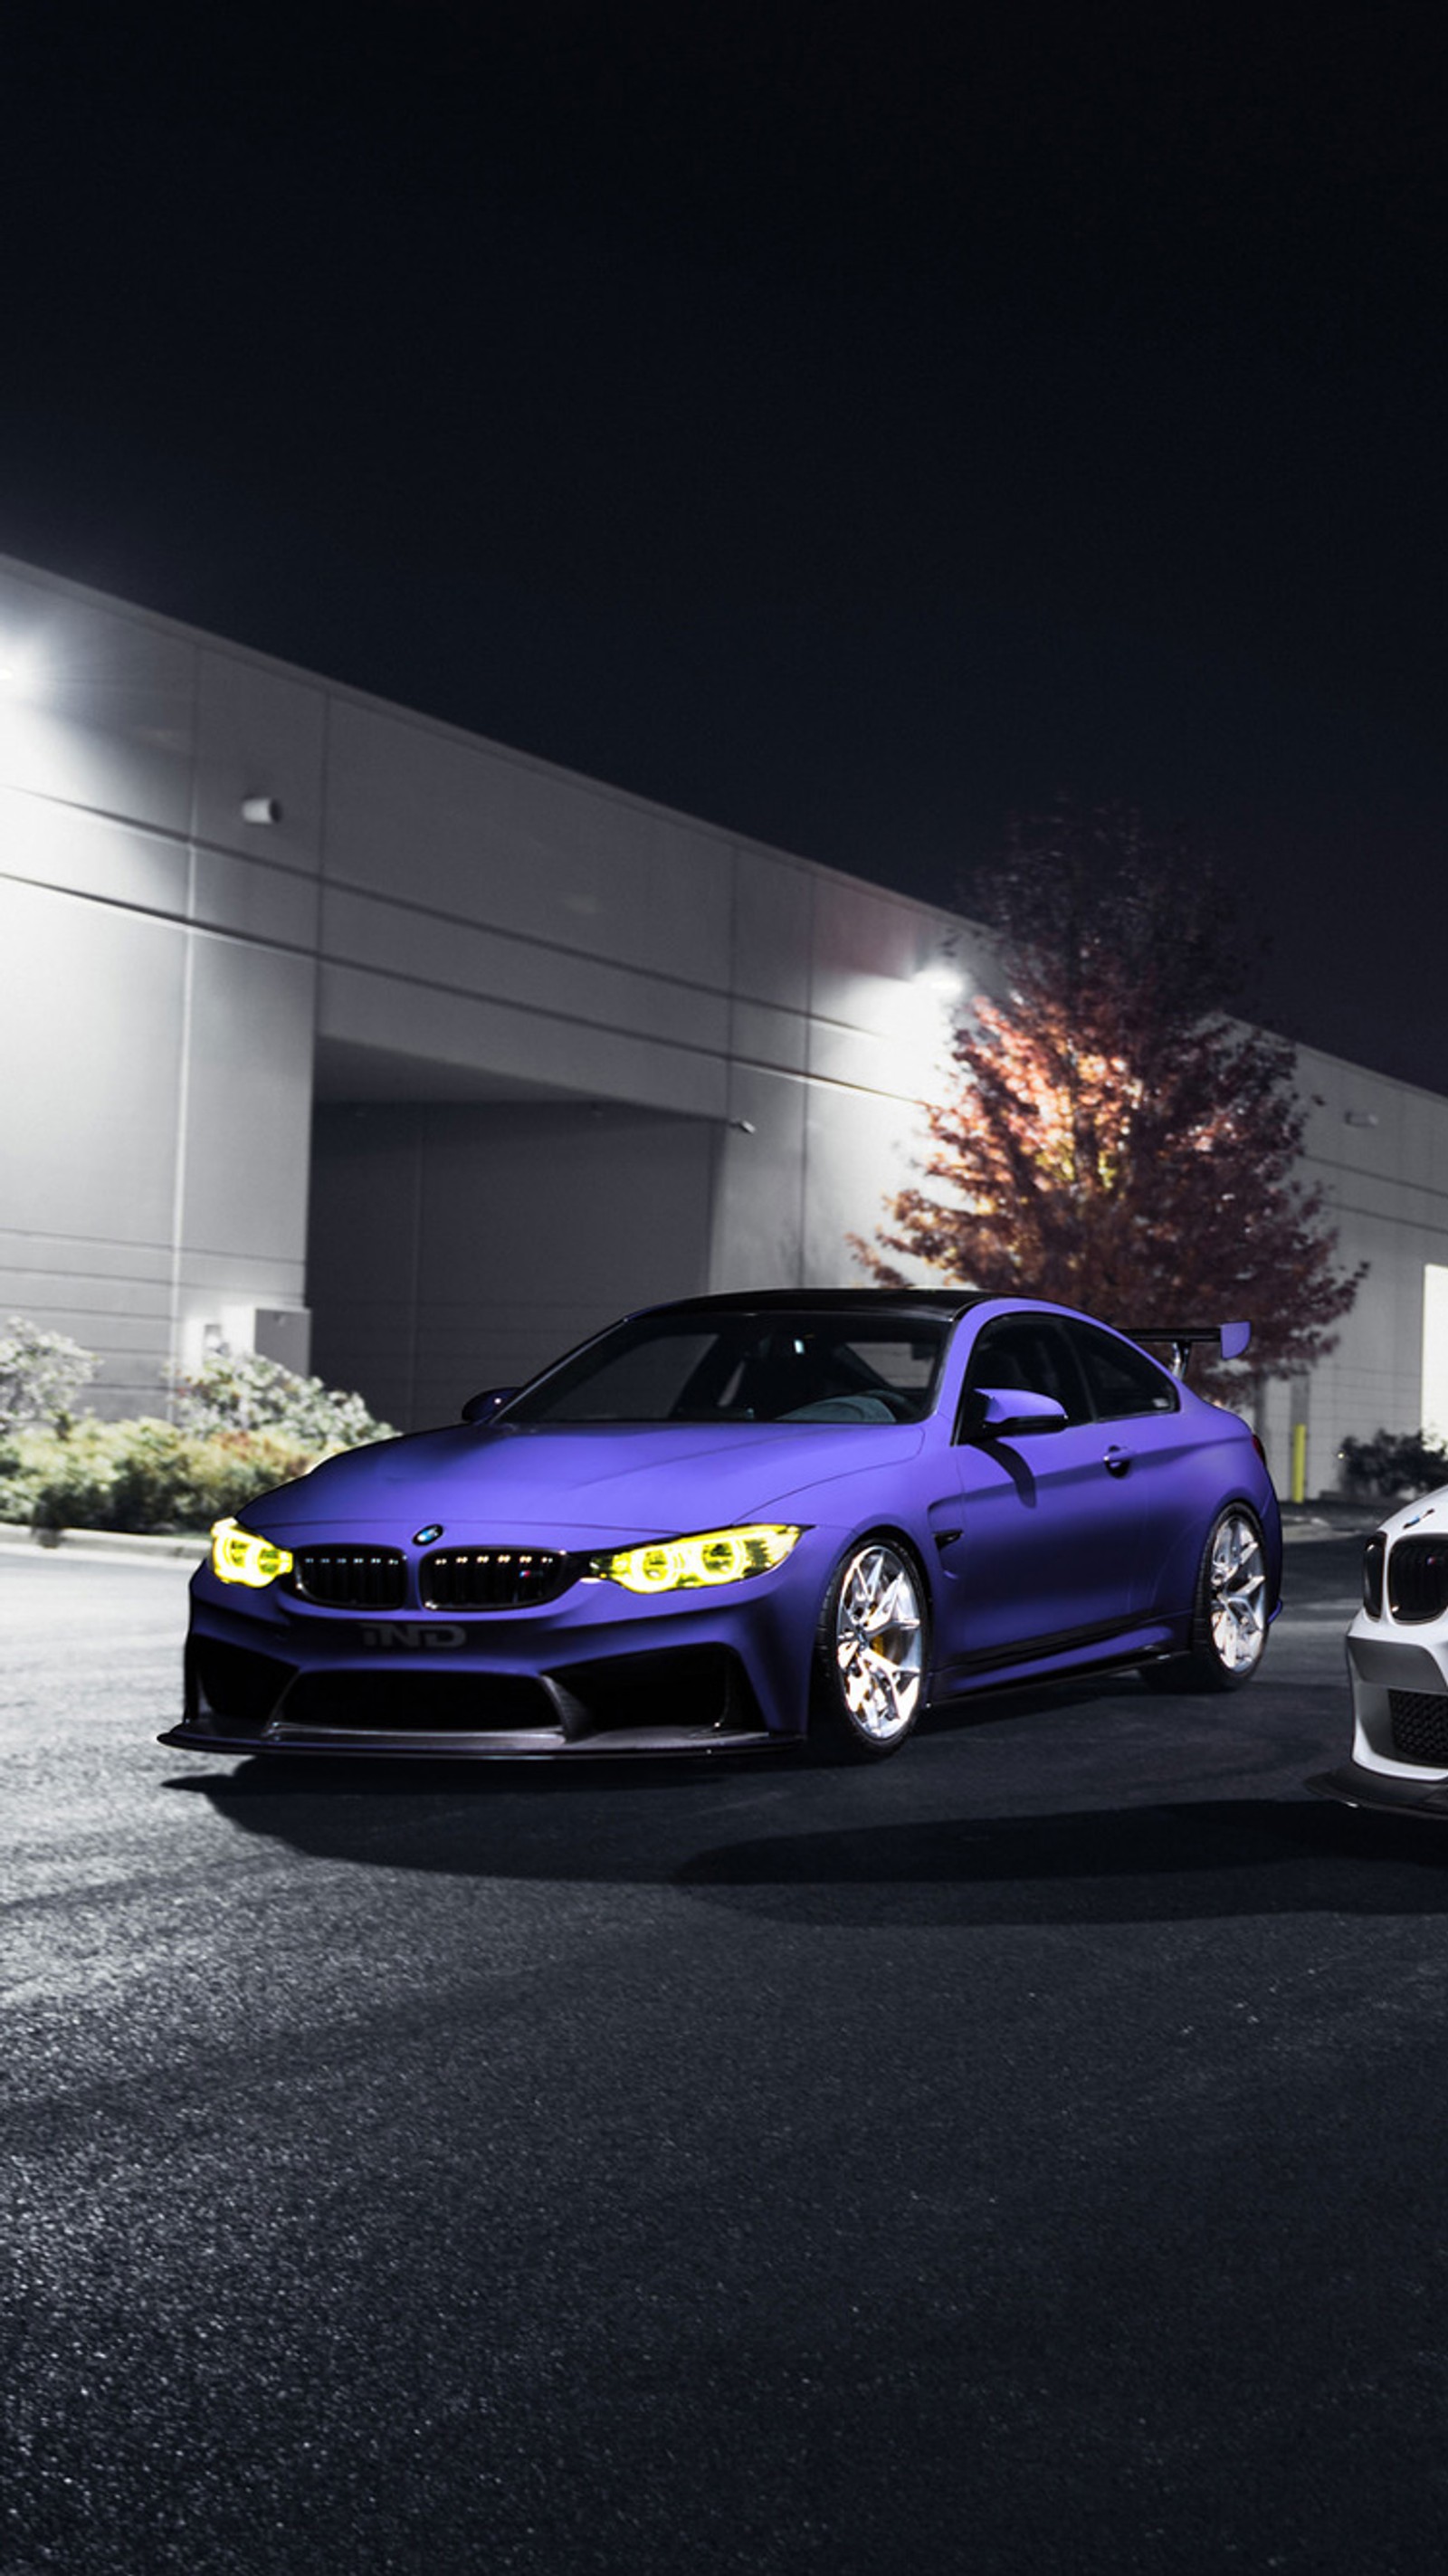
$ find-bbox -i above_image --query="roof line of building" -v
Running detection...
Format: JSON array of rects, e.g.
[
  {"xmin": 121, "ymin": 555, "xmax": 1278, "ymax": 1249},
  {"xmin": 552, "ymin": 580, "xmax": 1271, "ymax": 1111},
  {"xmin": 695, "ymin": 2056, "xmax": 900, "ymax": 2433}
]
[{"xmin": 0, "ymin": 546, "xmax": 969, "ymax": 934}]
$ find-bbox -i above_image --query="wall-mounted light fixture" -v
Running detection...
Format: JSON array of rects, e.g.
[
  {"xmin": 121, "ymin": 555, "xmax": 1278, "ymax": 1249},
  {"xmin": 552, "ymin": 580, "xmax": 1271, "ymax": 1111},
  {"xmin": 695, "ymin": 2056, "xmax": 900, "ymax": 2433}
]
[
  {"xmin": 730, "ymin": 1119, "xmax": 757, "ymax": 1135},
  {"xmin": 0, "ymin": 641, "xmax": 42, "ymax": 696},
  {"xmin": 241, "ymin": 795, "xmax": 282, "ymax": 825},
  {"xmin": 1344, "ymin": 1111, "xmax": 1379, "ymax": 1129},
  {"xmin": 913, "ymin": 962, "xmax": 963, "ymax": 999}
]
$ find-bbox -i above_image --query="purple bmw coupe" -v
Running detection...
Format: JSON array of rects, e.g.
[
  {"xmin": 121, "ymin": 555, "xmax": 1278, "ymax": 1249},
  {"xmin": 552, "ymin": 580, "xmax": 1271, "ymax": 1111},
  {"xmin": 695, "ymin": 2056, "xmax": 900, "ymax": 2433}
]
[{"xmin": 161, "ymin": 1290, "xmax": 1280, "ymax": 1764}]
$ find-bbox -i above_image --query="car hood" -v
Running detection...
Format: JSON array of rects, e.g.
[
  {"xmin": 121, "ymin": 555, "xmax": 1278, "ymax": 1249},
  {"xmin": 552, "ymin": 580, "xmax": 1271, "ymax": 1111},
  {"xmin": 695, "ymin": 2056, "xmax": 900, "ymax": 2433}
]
[
  {"xmin": 1372, "ymin": 1483, "xmax": 1448, "ymax": 1543},
  {"xmin": 241, "ymin": 1417, "xmax": 927, "ymax": 1548}
]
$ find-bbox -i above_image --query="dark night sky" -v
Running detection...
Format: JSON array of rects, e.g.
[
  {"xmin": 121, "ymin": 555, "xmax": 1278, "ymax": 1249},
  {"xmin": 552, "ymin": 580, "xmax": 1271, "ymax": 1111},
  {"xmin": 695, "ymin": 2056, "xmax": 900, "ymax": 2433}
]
[{"xmin": 2, "ymin": 4, "xmax": 1444, "ymax": 1087}]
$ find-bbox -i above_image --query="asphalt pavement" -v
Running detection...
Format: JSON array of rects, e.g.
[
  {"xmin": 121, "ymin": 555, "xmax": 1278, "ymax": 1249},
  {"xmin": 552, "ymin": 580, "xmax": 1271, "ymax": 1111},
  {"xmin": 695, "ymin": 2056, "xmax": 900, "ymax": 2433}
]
[{"xmin": 7, "ymin": 1531, "xmax": 1448, "ymax": 2575}]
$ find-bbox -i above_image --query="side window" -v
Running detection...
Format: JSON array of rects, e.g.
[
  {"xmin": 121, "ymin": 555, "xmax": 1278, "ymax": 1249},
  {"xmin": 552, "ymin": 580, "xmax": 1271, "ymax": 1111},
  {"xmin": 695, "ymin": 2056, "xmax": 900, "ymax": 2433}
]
[
  {"xmin": 1066, "ymin": 1322, "xmax": 1179, "ymax": 1420},
  {"xmin": 957, "ymin": 1316, "xmax": 1091, "ymax": 1434}
]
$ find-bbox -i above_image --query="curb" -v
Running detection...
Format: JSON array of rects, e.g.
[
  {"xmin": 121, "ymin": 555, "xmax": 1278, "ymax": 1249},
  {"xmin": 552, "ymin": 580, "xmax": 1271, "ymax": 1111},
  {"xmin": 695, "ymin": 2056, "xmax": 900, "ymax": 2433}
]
[
  {"xmin": 0, "ymin": 1521, "xmax": 207, "ymax": 1562},
  {"xmin": 1281, "ymin": 1508, "xmax": 1359, "ymax": 1527}
]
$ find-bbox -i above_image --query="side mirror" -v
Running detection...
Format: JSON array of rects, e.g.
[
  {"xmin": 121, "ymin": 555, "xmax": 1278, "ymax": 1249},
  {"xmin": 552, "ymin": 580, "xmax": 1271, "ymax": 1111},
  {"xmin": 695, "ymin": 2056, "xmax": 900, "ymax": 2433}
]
[
  {"xmin": 966, "ymin": 1386, "xmax": 1070, "ymax": 1438},
  {"xmin": 461, "ymin": 1387, "xmax": 519, "ymax": 1424}
]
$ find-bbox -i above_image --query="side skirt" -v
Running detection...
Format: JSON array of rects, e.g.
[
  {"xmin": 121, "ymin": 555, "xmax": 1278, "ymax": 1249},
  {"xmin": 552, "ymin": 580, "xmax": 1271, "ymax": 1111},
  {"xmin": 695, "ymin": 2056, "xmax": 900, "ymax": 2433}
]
[{"xmin": 930, "ymin": 1616, "xmax": 1180, "ymax": 1703}]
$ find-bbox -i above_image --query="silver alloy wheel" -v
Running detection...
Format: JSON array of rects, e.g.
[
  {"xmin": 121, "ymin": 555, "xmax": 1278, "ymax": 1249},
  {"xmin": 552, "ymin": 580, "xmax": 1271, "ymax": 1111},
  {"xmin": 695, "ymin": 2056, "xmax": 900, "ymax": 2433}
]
[
  {"xmin": 1208, "ymin": 1511, "xmax": 1268, "ymax": 1673},
  {"xmin": 834, "ymin": 1542, "xmax": 924, "ymax": 1742}
]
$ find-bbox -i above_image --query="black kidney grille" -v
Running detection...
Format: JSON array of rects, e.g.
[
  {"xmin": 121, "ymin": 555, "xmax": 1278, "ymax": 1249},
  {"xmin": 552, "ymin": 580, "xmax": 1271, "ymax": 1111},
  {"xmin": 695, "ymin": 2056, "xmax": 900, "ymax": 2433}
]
[
  {"xmin": 1389, "ymin": 1691, "xmax": 1448, "ymax": 1766},
  {"xmin": 420, "ymin": 1548, "xmax": 574, "ymax": 1610},
  {"xmin": 292, "ymin": 1548, "xmax": 407, "ymax": 1608},
  {"xmin": 1386, "ymin": 1540, "xmax": 1448, "ymax": 1625}
]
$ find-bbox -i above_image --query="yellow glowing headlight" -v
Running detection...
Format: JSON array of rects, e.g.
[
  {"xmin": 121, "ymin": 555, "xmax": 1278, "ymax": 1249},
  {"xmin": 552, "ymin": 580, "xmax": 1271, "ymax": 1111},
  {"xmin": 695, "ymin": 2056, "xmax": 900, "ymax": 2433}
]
[
  {"xmin": 210, "ymin": 1516, "xmax": 294, "ymax": 1589},
  {"xmin": 591, "ymin": 1524, "xmax": 804, "ymax": 1593}
]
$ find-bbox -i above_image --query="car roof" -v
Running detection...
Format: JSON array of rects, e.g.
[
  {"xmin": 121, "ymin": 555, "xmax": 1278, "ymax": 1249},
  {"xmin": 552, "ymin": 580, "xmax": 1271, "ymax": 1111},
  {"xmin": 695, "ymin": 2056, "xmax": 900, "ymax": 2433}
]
[{"xmin": 631, "ymin": 1289, "xmax": 988, "ymax": 1320}]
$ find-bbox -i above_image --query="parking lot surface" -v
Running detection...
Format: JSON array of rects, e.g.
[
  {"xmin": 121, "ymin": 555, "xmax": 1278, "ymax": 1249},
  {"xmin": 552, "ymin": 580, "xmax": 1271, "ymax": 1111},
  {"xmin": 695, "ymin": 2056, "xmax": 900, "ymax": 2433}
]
[{"xmin": 6, "ymin": 1531, "xmax": 1448, "ymax": 2574}]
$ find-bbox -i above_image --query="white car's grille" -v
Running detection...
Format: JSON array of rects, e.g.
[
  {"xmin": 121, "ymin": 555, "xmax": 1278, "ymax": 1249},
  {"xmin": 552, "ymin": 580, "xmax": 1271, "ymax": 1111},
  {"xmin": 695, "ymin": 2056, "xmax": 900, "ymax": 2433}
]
[
  {"xmin": 1389, "ymin": 1689, "xmax": 1448, "ymax": 1766},
  {"xmin": 1386, "ymin": 1539, "xmax": 1448, "ymax": 1626}
]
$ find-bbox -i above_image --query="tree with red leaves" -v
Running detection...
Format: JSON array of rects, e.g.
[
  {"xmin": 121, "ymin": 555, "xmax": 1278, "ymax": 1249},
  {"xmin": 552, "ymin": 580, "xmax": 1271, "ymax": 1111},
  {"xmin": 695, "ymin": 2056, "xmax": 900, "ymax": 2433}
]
[{"xmin": 853, "ymin": 805, "xmax": 1365, "ymax": 1392}]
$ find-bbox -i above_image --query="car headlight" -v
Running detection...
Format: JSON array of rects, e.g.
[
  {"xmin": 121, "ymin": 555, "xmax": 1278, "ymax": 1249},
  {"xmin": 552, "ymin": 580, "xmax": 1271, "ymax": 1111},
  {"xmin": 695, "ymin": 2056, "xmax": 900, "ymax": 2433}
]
[
  {"xmin": 210, "ymin": 1516, "xmax": 294, "ymax": 1589},
  {"xmin": 590, "ymin": 1524, "xmax": 804, "ymax": 1593}
]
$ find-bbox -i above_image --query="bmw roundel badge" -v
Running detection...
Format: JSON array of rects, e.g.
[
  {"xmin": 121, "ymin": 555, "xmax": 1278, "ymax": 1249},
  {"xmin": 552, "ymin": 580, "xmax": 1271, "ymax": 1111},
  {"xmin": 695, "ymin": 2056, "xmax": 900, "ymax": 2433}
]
[{"xmin": 413, "ymin": 1522, "xmax": 445, "ymax": 1546}]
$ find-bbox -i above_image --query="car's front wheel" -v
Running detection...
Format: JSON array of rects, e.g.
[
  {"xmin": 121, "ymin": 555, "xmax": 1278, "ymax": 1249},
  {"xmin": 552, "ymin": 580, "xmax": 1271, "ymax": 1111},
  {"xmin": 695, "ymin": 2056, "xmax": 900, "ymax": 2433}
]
[
  {"xmin": 810, "ymin": 1535, "xmax": 929, "ymax": 1760},
  {"xmin": 1143, "ymin": 1503, "xmax": 1271, "ymax": 1693}
]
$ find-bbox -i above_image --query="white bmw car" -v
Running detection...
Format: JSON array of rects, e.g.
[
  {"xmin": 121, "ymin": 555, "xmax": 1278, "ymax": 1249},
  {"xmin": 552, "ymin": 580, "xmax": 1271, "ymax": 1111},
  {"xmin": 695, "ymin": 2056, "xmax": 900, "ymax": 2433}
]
[{"xmin": 1310, "ymin": 1489, "xmax": 1448, "ymax": 1817}]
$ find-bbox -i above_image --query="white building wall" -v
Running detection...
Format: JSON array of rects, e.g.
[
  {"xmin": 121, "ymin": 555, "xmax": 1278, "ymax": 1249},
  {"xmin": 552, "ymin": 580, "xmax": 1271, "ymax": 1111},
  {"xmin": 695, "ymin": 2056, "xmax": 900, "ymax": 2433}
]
[
  {"xmin": 2, "ymin": 544, "xmax": 1443, "ymax": 1483},
  {"xmin": 0, "ymin": 561, "xmax": 321, "ymax": 1409},
  {"xmin": 0, "ymin": 551, "xmax": 956, "ymax": 1429},
  {"xmin": 1289, "ymin": 1050, "xmax": 1448, "ymax": 1496}
]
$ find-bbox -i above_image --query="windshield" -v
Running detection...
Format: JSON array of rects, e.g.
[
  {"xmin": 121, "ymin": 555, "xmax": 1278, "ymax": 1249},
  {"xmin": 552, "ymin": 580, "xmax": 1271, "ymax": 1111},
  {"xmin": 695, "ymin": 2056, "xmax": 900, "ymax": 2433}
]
[{"xmin": 504, "ymin": 1310, "xmax": 950, "ymax": 1426}]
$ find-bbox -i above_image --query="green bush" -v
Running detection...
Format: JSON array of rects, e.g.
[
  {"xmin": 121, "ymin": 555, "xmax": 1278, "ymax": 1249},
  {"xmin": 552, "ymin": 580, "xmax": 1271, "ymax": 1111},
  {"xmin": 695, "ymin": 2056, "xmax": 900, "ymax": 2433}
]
[
  {"xmin": 0, "ymin": 1419, "xmax": 321, "ymax": 1535},
  {"xmin": 1338, "ymin": 1427, "xmax": 1448, "ymax": 1503},
  {"xmin": 0, "ymin": 1322, "xmax": 397, "ymax": 1534}
]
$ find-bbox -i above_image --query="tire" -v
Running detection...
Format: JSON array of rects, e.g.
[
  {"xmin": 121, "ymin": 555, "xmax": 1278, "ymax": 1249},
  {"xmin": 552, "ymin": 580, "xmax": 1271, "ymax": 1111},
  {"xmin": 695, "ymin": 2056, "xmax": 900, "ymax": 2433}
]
[
  {"xmin": 809, "ymin": 1534, "xmax": 929, "ymax": 1760},
  {"xmin": 1141, "ymin": 1504, "xmax": 1271, "ymax": 1693}
]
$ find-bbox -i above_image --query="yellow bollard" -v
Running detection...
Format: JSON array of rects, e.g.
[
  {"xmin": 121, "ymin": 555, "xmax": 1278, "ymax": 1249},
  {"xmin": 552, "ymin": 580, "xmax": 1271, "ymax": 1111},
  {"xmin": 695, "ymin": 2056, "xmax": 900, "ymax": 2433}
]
[{"xmin": 1291, "ymin": 1422, "xmax": 1307, "ymax": 1505}]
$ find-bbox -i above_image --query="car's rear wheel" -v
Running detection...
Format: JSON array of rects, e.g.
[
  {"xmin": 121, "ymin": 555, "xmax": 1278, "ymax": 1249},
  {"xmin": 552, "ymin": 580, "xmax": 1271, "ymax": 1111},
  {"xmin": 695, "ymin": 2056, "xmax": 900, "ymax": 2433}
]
[
  {"xmin": 1142, "ymin": 1503, "xmax": 1270, "ymax": 1693},
  {"xmin": 810, "ymin": 1535, "xmax": 929, "ymax": 1760}
]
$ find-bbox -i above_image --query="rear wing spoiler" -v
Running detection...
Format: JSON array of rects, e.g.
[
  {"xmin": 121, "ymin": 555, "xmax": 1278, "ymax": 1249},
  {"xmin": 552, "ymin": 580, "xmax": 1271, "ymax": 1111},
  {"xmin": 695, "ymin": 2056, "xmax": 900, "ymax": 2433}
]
[{"xmin": 1122, "ymin": 1321, "xmax": 1252, "ymax": 1379}]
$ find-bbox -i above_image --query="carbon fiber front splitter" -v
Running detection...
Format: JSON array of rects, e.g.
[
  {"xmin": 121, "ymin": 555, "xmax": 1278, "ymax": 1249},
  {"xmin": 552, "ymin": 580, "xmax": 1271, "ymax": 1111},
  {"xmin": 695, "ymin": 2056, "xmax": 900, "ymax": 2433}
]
[
  {"xmin": 1304, "ymin": 1759, "xmax": 1448, "ymax": 1819},
  {"xmin": 158, "ymin": 1715, "xmax": 786, "ymax": 1760}
]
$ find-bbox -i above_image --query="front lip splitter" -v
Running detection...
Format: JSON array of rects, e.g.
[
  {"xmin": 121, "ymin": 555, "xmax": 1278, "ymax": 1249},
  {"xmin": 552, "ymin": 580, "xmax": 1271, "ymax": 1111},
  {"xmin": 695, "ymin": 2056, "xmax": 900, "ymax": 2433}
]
[
  {"xmin": 158, "ymin": 1714, "xmax": 782, "ymax": 1760},
  {"xmin": 1305, "ymin": 1759, "xmax": 1448, "ymax": 1819}
]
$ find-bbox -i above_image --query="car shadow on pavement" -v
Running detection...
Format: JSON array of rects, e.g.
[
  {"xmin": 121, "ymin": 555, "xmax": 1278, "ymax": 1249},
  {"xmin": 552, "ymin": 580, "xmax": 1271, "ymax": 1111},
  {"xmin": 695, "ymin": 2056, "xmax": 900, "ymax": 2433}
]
[
  {"xmin": 672, "ymin": 1797, "xmax": 1448, "ymax": 1924},
  {"xmin": 166, "ymin": 1763, "xmax": 1448, "ymax": 1922}
]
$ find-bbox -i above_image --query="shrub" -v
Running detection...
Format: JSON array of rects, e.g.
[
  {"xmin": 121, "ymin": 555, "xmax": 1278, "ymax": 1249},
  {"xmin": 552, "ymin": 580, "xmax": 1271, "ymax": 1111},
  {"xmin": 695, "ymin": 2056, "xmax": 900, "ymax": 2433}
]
[
  {"xmin": 167, "ymin": 1343, "xmax": 395, "ymax": 1449},
  {"xmin": 0, "ymin": 1316, "xmax": 100, "ymax": 1435},
  {"xmin": 0, "ymin": 1420, "xmax": 321, "ymax": 1535},
  {"xmin": 1338, "ymin": 1427, "xmax": 1448, "ymax": 1503},
  {"xmin": 0, "ymin": 1326, "xmax": 397, "ymax": 1534}
]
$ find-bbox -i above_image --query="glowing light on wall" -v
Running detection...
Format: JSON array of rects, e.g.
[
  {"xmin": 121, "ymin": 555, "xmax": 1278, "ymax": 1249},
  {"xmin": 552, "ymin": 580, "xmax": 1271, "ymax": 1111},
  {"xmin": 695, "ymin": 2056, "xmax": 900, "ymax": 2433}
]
[
  {"xmin": 0, "ymin": 639, "xmax": 43, "ymax": 696},
  {"xmin": 0, "ymin": 634, "xmax": 74, "ymax": 802},
  {"xmin": 867, "ymin": 960, "xmax": 970, "ymax": 1103}
]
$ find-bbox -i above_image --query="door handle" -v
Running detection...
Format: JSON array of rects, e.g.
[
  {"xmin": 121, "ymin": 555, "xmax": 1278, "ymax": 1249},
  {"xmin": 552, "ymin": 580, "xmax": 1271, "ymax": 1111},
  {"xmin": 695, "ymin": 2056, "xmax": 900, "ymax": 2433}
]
[{"xmin": 1103, "ymin": 1445, "xmax": 1131, "ymax": 1477}]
